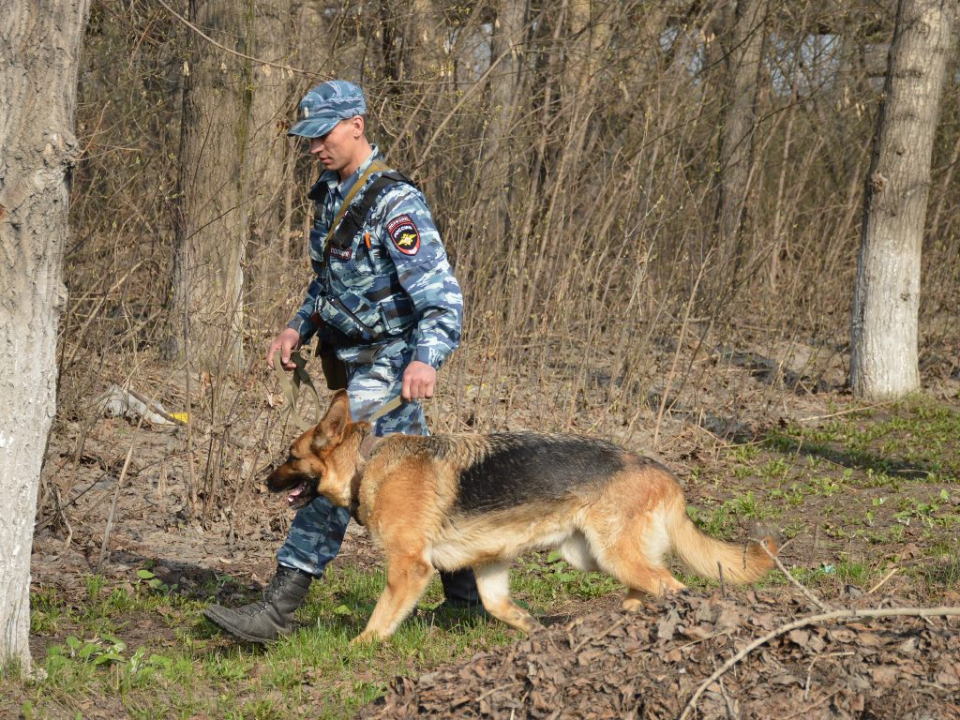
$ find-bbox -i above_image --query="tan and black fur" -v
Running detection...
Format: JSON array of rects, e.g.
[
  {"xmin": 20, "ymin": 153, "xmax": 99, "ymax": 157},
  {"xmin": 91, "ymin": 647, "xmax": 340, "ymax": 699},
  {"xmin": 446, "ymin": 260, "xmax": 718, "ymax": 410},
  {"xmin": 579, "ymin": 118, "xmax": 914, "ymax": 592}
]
[{"xmin": 267, "ymin": 390, "xmax": 777, "ymax": 642}]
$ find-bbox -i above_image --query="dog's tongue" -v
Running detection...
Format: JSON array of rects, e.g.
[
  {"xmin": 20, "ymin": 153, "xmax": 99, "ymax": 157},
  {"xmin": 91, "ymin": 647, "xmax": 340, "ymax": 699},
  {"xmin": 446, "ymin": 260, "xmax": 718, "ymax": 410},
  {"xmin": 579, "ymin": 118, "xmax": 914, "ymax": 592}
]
[{"xmin": 287, "ymin": 482, "xmax": 306, "ymax": 505}]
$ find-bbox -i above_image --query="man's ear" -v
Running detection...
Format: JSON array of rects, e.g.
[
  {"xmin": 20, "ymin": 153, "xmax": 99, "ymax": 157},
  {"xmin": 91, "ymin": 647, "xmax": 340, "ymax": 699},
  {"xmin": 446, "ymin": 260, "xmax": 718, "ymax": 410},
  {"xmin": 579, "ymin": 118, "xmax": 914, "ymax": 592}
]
[{"xmin": 315, "ymin": 389, "xmax": 351, "ymax": 446}]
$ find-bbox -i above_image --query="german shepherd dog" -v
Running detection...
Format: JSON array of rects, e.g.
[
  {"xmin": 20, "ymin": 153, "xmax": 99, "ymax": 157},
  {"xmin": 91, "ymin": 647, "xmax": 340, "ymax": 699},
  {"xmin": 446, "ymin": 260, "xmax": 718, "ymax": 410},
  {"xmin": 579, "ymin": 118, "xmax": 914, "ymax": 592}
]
[{"xmin": 266, "ymin": 391, "xmax": 776, "ymax": 642}]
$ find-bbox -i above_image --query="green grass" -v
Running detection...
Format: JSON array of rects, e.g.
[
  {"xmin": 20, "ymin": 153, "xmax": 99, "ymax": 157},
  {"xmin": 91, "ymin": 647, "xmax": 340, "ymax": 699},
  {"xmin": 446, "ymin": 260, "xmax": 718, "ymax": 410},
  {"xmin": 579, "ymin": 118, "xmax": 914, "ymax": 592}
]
[
  {"xmin": 4, "ymin": 556, "xmax": 624, "ymax": 719},
  {"xmin": 762, "ymin": 397, "xmax": 960, "ymax": 483},
  {"xmin": 515, "ymin": 551, "xmax": 622, "ymax": 607},
  {"xmin": 688, "ymin": 489, "xmax": 781, "ymax": 540},
  {"xmin": 9, "ymin": 395, "xmax": 960, "ymax": 718},
  {"xmin": 780, "ymin": 558, "xmax": 875, "ymax": 588}
]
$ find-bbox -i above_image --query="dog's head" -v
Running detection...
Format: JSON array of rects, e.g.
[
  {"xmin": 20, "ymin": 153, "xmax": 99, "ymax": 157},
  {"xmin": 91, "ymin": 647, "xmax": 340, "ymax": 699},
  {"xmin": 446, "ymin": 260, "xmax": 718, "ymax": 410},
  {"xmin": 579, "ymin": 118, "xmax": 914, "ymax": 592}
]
[{"xmin": 266, "ymin": 390, "xmax": 369, "ymax": 509}]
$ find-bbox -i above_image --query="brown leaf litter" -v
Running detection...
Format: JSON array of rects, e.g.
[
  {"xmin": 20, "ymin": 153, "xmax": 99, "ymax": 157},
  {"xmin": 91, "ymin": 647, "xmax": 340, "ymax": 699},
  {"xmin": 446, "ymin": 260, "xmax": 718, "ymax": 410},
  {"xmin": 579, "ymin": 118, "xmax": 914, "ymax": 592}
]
[{"xmin": 358, "ymin": 590, "xmax": 960, "ymax": 720}]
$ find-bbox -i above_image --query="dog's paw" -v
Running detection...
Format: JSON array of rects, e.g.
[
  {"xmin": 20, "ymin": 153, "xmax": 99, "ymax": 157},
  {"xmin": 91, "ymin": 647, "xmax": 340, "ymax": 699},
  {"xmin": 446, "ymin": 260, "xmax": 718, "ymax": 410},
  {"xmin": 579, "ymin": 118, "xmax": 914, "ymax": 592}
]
[
  {"xmin": 510, "ymin": 610, "xmax": 539, "ymax": 633},
  {"xmin": 350, "ymin": 630, "xmax": 379, "ymax": 645}
]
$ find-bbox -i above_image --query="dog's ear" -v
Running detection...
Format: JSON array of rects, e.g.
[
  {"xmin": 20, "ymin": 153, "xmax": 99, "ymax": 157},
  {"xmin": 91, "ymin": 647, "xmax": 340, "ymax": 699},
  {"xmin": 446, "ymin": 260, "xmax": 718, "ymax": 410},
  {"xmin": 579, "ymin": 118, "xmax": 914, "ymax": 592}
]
[{"xmin": 312, "ymin": 390, "xmax": 352, "ymax": 451}]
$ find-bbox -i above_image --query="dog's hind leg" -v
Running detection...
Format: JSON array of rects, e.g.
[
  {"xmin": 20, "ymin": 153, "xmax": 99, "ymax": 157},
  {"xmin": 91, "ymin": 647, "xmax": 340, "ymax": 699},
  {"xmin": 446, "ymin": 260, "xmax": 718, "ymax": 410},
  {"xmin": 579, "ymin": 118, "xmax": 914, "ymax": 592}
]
[
  {"xmin": 354, "ymin": 553, "xmax": 434, "ymax": 643},
  {"xmin": 610, "ymin": 560, "xmax": 686, "ymax": 611},
  {"xmin": 585, "ymin": 522, "xmax": 685, "ymax": 612},
  {"xmin": 559, "ymin": 532, "xmax": 601, "ymax": 572},
  {"xmin": 474, "ymin": 562, "xmax": 539, "ymax": 633}
]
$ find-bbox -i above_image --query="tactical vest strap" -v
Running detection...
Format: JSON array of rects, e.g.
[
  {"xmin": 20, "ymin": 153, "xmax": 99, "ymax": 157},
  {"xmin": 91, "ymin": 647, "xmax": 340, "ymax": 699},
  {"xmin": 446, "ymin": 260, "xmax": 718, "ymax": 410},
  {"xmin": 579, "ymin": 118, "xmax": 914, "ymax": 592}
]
[
  {"xmin": 322, "ymin": 165, "xmax": 417, "ymax": 262},
  {"xmin": 330, "ymin": 171, "xmax": 414, "ymax": 250}
]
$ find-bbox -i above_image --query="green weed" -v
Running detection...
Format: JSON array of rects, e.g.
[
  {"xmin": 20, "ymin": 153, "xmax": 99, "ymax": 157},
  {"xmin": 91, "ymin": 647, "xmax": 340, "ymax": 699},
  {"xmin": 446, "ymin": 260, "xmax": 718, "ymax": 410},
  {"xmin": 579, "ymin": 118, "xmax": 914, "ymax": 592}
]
[{"xmin": 516, "ymin": 551, "xmax": 621, "ymax": 605}]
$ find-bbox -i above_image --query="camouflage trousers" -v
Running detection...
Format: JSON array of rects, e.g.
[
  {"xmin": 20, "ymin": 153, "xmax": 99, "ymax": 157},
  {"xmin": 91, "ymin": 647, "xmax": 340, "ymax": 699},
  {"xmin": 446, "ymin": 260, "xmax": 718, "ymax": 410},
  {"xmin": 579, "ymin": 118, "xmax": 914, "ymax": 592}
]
[
  {"xmin": 277, "ymin": 338, "xmax": 425, "ymax": 575},
  {"xmin": 276, "ymin": 340, "xmax": 478, "ymax": 603}
]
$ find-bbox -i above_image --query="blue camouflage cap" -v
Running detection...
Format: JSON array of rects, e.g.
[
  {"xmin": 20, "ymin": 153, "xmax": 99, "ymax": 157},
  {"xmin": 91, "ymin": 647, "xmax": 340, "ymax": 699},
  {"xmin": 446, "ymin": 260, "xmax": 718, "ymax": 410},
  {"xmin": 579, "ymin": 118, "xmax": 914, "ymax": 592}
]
[{"xmin": 288, "ymin": 80, "xmax": 367, "ymax": 138}]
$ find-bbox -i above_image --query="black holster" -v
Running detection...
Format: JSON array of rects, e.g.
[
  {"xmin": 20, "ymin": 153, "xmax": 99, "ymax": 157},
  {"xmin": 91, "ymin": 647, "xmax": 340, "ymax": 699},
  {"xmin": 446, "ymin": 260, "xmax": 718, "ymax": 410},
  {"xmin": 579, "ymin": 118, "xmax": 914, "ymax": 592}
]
[{"xmin": 317, "ymin": 343, "xmax": 349, "ymax": 391}]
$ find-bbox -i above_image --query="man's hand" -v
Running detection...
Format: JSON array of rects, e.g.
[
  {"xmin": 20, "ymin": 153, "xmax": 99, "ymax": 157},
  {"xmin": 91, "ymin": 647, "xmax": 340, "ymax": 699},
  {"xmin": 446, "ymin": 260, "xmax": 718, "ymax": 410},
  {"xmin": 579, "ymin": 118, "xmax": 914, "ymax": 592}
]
[
  {"xmin": 401, "ymin": 360, "xmax": 436, "ymax": 401},
  {"xmin": 267, "ymin": 328, "xmax": 302, "ymax": 370}
]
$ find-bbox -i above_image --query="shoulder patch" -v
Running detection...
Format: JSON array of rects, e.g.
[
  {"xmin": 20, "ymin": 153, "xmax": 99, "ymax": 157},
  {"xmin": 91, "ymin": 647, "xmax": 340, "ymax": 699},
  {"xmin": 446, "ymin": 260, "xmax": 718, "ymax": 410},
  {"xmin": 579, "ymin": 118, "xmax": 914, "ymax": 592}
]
[{"xmin": 386, "ymin": 214, "xmax": 421, "ymax": 256}]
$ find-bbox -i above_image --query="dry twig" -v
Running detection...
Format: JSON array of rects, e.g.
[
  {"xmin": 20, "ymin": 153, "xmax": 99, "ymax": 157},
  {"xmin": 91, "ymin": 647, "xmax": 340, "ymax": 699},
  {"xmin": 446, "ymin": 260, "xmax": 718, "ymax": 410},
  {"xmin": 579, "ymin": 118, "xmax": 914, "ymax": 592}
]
[
  {"xmin": 868, "ymin": 567, "xmax": 899, "ymax": 595},
  {"xmin": 754, "ymin": 537, "xmax": 828, "ymax": 612}
]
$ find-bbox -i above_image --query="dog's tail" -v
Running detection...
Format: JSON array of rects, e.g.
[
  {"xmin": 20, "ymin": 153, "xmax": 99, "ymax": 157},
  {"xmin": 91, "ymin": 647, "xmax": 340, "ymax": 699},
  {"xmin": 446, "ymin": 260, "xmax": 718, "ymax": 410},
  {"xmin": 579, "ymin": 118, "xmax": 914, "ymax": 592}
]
[{"xmin": 665, "ymin": 496, "xmax": 777, "ymax": 584}]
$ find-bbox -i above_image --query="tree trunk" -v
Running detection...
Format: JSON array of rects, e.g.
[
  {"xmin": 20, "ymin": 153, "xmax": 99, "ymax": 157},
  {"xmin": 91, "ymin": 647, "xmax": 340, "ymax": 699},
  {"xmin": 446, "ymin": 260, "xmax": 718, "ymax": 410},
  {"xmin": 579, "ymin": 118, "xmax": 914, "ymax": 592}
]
[
  {"xmin": 379, "ymin": 0, "xmax": 442, "ymax": 87},
  {"xmin": 488, "ymin": 0, "xmax": 527, "ymax": 158},
  {"xmin": 0, "ymin": 0, "xmax": 91, "ymax": 673},
  {"xmin": 715, "ymin": 0, "xmax": 767, "ymax": 290},
  {"xmin": 169, "ymin": 0, "xmax": 255, "ymax": 372},
  {"xmin": 850, "ymin": 0, "xmax": 958, "ymax": 400},
  {"xmin": 245, "ymin": 0, "xmax": 292, "ymax": 320},
  {"xmin": 484, "ymin": 0, "xmax": 529, "ymax": 241},
  {"xmin": 378, "ymin": 0, "xmax": 444, "ymax": 146},
  {"xmin": 406, "ymin": 0, "xmax": 443, "ymax": 85}
]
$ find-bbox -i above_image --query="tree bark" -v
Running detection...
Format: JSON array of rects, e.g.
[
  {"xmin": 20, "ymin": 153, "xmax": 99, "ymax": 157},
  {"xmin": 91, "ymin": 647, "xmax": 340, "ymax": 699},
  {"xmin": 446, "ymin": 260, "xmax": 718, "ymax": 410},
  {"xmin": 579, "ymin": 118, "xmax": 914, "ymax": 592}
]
[
  {"xmin": 406, "ymin": 0, "xmax": 443, "ymax": 85},
  {"xmin": 379, "ymin": 0, "xmax": 443, "ymax": 87},
  {"xmin": 0, "ymin": 0, "xmax": 91, "ymax": 673},
  {"xmin": 484, "ymin": 0, "xmax": 529, "ymax": 241},
  {"xmin": 850, "ymin": 0, "xmax": 958, "ymax": 400},
  {"xmin": 715, "ymin": 0, "xmax": 767, "ymax": 288},
  {"xmin": 169, "ymin": 0, "xmax": 255, "ymax": 371},
  {"xmin": 244, "ymin": 0, "xmax": 292, "ymax": 318}
]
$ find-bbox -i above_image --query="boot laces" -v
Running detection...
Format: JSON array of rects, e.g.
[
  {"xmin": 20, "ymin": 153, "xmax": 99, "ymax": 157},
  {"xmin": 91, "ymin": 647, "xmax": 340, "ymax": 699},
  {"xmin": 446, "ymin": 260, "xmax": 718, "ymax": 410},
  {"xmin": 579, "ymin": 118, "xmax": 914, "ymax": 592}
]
[{"xmin": 233, "ymin": 600, "xmax": 272, "ymax": 618}]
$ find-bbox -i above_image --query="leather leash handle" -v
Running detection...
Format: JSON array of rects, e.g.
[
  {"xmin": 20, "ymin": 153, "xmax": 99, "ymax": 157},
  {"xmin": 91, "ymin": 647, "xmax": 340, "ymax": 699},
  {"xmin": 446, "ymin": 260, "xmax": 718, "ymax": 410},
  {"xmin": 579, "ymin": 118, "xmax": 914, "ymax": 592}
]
[
  {"xmin": 273, "ymin": 349, "xmax": 322, "ymax": 430},
  {"xmin": 273, "ymin": 348, "xmax": 407, "ymax": 429}
]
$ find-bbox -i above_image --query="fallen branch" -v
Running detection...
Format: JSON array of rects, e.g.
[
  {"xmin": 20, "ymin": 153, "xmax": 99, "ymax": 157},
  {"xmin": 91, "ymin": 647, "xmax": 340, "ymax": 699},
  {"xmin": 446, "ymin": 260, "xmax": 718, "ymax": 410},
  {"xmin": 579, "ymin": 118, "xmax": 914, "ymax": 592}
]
[
  {"xmin": 679, "ymin": 606, "xmax": 960, "ymax": 720},
  {"xmin": 797, "ymin": 400, "xmax": 893, "ymax": 424},
  {"xmin": 754, "ymin": 538, "xmax": 828, "ymax": 612}
]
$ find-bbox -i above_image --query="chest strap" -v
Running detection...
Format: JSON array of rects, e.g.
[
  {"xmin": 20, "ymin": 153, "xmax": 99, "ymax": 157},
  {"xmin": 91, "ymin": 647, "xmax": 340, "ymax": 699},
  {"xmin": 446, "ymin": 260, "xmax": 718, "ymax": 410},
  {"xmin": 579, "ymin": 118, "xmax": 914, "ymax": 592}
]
[{"xmin": 312, "ymin": 165, "xmax": 417, "ymax": 265}]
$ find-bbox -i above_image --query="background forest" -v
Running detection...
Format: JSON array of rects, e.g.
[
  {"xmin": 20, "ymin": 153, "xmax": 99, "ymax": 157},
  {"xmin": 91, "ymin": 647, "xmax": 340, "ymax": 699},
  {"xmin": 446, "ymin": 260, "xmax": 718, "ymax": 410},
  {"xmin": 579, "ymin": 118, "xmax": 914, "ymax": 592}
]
[
  {"xmin": 65, "ymin": 0, "xmax": 960, "ymax": 431},
  {"xmin": 3, "ymin": 0, "xmax": 960, "ymax": 716}
]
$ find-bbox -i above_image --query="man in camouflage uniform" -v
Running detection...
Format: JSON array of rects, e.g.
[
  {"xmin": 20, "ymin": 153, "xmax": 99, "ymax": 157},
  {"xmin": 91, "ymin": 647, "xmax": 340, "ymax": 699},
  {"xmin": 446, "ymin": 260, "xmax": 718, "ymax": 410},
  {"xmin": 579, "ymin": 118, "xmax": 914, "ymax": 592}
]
[{"xmin": 204, "ymin": 80, "xmax": 479, "ymax": 643}]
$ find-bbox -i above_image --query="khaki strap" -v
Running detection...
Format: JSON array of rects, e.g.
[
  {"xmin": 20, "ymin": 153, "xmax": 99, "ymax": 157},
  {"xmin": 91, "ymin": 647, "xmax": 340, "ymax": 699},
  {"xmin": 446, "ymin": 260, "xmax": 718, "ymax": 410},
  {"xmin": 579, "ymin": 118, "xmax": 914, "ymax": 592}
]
[
  {"xmin": 273, "ymin": 349, "xmax": 406, "ymax": 430},
  {"xmin": 273, "ymin": 350, "xmax": 322, "ymax": 431},
  {"xmin": 366, "ymin": 394, "xmax": 405, "ymax": 424},
  {"xmin": 323, "ymin": 159, "xmax": 390, "ymax": 256}
]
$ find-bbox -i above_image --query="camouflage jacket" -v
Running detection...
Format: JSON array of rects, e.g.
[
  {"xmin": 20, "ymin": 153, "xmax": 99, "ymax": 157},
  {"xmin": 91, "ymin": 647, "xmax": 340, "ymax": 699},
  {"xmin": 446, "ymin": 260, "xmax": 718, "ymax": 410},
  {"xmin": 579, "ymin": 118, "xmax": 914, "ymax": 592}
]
[{"xmin": 288, "ymin": 147, "xmax": 463, "ymax": 368}]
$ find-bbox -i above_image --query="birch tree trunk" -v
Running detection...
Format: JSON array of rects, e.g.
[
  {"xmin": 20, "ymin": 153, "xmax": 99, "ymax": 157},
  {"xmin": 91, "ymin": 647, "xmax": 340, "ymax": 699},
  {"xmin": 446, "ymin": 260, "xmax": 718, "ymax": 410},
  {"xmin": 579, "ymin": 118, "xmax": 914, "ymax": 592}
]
[
  {"xmin": 0, "ymin": 0, "xmax": 91, "ymax": 672},
  {"xmin": 850, "ymin": 0, "xmax": 958, "ymax": 399}
]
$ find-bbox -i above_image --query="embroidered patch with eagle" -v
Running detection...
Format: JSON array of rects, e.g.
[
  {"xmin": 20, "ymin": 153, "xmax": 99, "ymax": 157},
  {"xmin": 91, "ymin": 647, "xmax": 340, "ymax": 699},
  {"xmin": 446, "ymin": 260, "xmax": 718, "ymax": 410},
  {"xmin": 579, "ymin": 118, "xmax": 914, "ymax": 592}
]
[{"xmin": 386, "ymin": 214, "xmax": 421, "ymax": 255}]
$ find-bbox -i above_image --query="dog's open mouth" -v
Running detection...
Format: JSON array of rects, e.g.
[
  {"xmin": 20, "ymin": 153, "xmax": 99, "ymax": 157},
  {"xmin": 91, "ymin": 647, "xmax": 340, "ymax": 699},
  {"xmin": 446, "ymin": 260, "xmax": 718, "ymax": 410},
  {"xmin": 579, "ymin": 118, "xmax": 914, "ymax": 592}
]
[
  {"xmin": 286, "ymin": 481, "xmax": 309, "ymax": 507},
  {"xmin": 283, "ymin": 478, "xmax": 320, "ymax": 509},
  {"xmin": 266, "ymin": 469, "xmax": 320, "ymax": 510}
]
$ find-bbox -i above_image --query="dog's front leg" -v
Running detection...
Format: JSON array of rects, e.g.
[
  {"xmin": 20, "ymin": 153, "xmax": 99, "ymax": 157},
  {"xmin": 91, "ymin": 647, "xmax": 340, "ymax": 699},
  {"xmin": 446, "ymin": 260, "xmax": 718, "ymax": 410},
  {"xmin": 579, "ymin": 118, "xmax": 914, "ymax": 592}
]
[{"xmin": 352, "ymin": 554, "xmax": 434, "ymax": 643}]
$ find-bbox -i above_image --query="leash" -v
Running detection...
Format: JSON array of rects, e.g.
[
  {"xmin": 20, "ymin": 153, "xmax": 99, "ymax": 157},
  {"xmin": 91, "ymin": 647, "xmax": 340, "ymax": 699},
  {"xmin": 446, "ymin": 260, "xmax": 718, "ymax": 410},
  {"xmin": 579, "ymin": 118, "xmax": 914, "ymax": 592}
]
[
  {"xmin": 366, "ymin": 394, "xmax": 404, "ymax": 424},
  {"xmin": 273, "ymin": 349, "xmax": 406, "ymax": 430},
  {"xmin": 273, "ymin": 350, "xmax": 322, "ymax": 430}
]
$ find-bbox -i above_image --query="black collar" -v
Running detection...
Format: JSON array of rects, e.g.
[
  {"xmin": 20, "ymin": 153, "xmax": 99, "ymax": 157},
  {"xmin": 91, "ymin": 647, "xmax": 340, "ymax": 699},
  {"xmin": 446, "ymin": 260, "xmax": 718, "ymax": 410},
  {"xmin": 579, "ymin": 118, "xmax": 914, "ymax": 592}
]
[{"xmin": 349, "ymin": 427, "xmax": 380, "ymax": 525}]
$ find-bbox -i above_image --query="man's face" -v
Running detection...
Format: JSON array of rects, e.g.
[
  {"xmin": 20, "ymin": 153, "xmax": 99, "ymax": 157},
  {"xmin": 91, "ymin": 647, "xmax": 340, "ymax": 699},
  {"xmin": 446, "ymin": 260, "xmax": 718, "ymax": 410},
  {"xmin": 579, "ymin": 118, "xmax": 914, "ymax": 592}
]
[{"xmin": 309, "ymin": 117, "xmax": 363, "ymax": 175}]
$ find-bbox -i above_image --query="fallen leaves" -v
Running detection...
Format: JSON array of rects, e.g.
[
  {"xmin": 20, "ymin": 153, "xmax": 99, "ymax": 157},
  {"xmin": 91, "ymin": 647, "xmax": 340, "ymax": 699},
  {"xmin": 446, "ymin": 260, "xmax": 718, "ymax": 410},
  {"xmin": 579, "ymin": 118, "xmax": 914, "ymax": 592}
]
[{"xmin": 358, "ymin": 590, "xmax": 960, "ymax": 720}]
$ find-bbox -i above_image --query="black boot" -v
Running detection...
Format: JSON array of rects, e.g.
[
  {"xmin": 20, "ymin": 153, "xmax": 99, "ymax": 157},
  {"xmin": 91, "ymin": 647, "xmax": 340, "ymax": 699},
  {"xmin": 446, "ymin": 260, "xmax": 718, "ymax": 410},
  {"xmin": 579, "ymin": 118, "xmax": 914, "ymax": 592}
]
[
  {"xmin": 438, "ymin": 568, "xmax": 482, "ymax": 610},
  {"xmin": 204, "ymin": 565, "xmax": 313, "ymax": 643}
]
